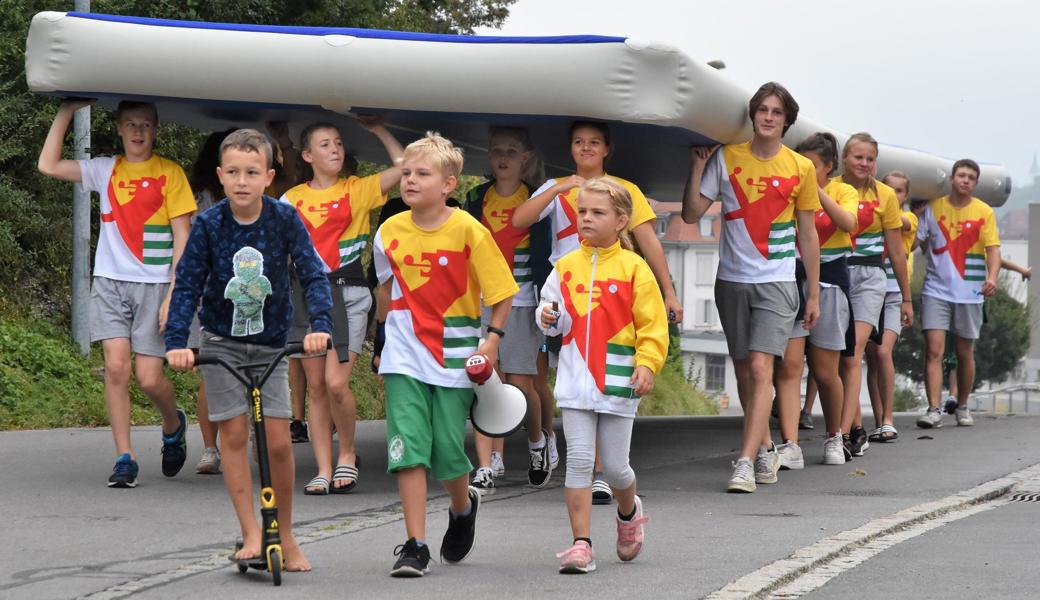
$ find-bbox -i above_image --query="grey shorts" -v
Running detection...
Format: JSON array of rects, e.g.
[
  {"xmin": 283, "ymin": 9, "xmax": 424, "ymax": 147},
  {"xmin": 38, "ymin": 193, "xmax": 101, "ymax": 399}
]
[
  {"xmin": 482, "ymin": 306, "xmax": 540, "ymax": 375},
  {"xmin": 291, "ymin": 284, "xmax": 372, "ymax": 362},
  {"xmin": 880, "ymin": 292, "xmax": 904, "ymax": 335},
  {"xmin": 715, "ymin": 280, "xmax": 798, "ymax": 359},
  {"xmin": 89, "ymin": 276, "xmax": 168, "ymax": 357},
  {"xmin": 790, "ymin": 285, "xmax": 850, "ymax": 351},
  {"xmin": 921, "ymin": 294, "xmax": 984, "ymax": 339},
  {"xmin": 848, "ymin": 266, "xmax": 886, "ymax": 329},
  {"xmin": 198, "ymin": 331, "xmax": 292, "ymax": 422}
]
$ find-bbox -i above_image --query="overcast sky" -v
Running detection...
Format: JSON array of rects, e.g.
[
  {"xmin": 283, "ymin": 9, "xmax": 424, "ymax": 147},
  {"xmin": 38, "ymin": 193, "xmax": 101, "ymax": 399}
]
[{"xmin": 477, "ymin": 0, "xmax": 1038, "ymax": 196}]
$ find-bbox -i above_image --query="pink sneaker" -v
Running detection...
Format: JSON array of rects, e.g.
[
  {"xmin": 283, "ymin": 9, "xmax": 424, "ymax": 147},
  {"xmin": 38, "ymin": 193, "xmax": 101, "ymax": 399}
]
[
  {"xmin": 556, "ymin": 540, "xmax": 596, "ymax": 574},
  {"xmin": 616, "ymin": 495, "xmax": 650, "ymax": 561}
]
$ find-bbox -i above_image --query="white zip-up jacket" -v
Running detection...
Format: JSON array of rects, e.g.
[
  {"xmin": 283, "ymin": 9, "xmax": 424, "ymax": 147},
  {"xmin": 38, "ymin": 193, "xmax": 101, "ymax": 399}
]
[{"xmin": 537, "ymin": 240, "xmax": 668, "ymax": 417}]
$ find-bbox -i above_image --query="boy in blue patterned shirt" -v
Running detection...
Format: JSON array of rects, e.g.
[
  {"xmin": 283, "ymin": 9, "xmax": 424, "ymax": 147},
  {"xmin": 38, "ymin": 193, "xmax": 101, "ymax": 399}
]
[{"xmin": 165, "ymin": 129, "xmax": 332, "ymax": 572}]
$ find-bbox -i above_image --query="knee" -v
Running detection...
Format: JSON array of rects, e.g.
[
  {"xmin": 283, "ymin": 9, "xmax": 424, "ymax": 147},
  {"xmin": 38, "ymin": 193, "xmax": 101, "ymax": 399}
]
[
  {"xmin": 748, "ymin": 356, "xmax": 773, "ymax": 383},
  {"xmin": 104, "ymin": 359, "xmax": 132, "ymax": 386},
  {"xmin": 135, "ymin": 371, "xmax": 169, "ymax": 397},
  {"xmin": 925, "ymin": 345, "xmax": 944, "ymax": 362},
  {"xmin": 564, "ymin": 444, "xmax": 595, "ymax": 487},
  {"xmin": 220, "ymin": 427, "xmax": 248, "ymax": 453},
  {"xmin": 267, "ymin": 437, "xmax": 292, "ymax": 462},
  {"xmin": 875, "ymin": 345, "xmax": 893, "ymax": 362},
  {"xmin": 604, "ymin": 465, "xmax": 635, "ymax": 490}
]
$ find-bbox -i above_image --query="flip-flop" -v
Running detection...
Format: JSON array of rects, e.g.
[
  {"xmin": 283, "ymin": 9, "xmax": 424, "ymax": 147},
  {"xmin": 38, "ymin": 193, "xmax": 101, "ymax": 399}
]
[
  {"xmin": 879, "ymin": 424, "xmax": 899, "ymax": 442},
  {"xmin": 867, "ymin": 427, "xmax": 884, "ymax": 443},
  {"xmin": 331, "ymin": 460, "xmax": 359, "ymax": 494},
  {"xmin": 303, "ymin": 475, "xmax": 330, "ymax": 495}
]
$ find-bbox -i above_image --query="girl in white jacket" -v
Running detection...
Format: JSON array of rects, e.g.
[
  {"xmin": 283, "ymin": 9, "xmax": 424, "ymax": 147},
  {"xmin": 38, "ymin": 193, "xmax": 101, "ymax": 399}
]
[{"xmin": 538, "ymin": 178, "xmax": 668, "ymax": 574}]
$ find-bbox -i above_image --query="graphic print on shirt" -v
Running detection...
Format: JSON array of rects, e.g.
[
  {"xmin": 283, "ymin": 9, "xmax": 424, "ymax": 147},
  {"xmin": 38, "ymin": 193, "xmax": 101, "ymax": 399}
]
[
  {"xmin": 723, "ymin": 167, "xmax": 799, "ymax": 260},
  {"xmin": 224, "ymin": 247, "xmax": 272, "ymax": 336},
  {"xmin": 555, "ymin": 193, "xmax": 580, "ymax": 242},
  {"xmin": 560, "ymin": 270, "xmax": 636, "ymax": 397},
  {"xmin": 481, "ymin": 206, "xmax": 527, "ymax": 271},
  {"xmin": 851, "ymin": 198, "xmax": 882, "ymax": 254},
  {"xmin": 295, "ymin": 192, "xmax": 355, "ymax": 271},
  {"xmin": 385, "ymin": 238, "xmax": 472, "ymax": 367},
  {"xmin": 933, "ymin": 215, "xmax": 987, "ymax": 280},
  {"xmin": 104, "ymin": 165, "xmax": 167, "ymax": 262}
]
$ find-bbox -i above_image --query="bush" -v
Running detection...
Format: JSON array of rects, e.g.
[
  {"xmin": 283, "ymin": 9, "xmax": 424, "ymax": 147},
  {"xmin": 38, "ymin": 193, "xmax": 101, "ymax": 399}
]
[{"xmin": 893, "ymin": 386, "xmax": 923, "ymax": 412}]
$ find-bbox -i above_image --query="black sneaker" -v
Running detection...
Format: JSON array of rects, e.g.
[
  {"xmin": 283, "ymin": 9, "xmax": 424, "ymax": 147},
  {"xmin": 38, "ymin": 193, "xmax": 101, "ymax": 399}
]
[
  {"xmin": 842, "ymin": 434, "xmax": 853, "ymax": 462},
  {"xmin": 528, "ymin": 432, "xmax": 552, "ymax": 488},
  {"xmin": 390, "ymin": 538, "xmax": 431, "ymax": 577},
  {"xmin": 290, "ymin": 419, "xmax": 309, "ymax": 443},
  {"xmin": 850, "ymin": 426, "xmax": 869, "ymax": 457},
  {"xmin": 440, "ymin": 486, "xmax": 480, "ymax": 564},
  {"xmin": 108, "ymin": 453, "xmax": 139, "ymax": 488},
  {"xmin": 161, "ymin": 409, "xmax": 188, "ymax": 477}
]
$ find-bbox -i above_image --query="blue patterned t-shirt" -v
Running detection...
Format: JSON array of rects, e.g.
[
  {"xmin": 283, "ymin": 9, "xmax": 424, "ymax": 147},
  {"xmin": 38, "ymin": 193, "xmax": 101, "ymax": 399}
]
[{"xmin": 165, "ymin": 196, "xmax": 333, "ymax": 350}]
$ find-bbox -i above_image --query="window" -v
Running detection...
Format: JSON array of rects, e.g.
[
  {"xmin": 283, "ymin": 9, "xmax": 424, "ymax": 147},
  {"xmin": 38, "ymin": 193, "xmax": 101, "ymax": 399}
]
[
  {"xmin": 705, "ymin": 354, "xmax": 726, "ymax": 391},
  {"xmin": 699, "ymin": 216, "xmax": 714, "ymax": 238},
  {"xmin": 655, "ymin": 214, "xmax": 669, "ymax": 237},
  {"xmin": 697, "ymin": 299, "xmax": 717, "ymax": 326},
  {"xmin": 695, "ymin": 253, "xmax": 714, "ymax": 285}
]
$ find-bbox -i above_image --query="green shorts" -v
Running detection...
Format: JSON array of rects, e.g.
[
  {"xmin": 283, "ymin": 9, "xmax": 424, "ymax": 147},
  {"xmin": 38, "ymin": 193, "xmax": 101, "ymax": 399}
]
[{"xmin": 383, "ymin": 374, "xmax": 474, "ymax": 481}]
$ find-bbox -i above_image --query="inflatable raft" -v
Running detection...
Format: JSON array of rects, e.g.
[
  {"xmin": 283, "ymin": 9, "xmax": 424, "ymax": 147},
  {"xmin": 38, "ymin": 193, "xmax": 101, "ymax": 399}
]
[{"xmin": 25, "ymin": 11, "xmax": 1011, "ymax": 205}]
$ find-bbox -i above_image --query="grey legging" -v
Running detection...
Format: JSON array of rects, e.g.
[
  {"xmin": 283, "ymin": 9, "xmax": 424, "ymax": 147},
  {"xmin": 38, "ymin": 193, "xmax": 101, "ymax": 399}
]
[{"xmin": 561, "ymin": 408, "xmax": 636, "ymax": 489}]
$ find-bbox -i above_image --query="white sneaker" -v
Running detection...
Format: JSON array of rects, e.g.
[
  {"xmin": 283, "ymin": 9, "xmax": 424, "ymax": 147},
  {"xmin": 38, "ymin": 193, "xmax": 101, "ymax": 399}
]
[
  {"xmin": 490, "ymin": 451, "xmax": 505, "ymax": 477},
  {"xmin": 470, "ymin": 467, "xmax": 495, "ymax": 494},
  {"xmin": 755, "ymin": 446, "xmax": 780, "ymax": 484},
  {"xmin": 196, "ymin": 446, "xmax": 221, "ymax": 474},
  {"xmin": 823, "ymin": 434, "xmax": 846, "ymax": 465},
  {"xmin": 548, "ymin": 433, "xmax": 560, "ymax": 470},
  {"xmin": 955, "ymin": 406, "xmax": 974, "ymax": 427},
  {"xmin": 917, "ymin": 407, "xmax": 944, "ymax": 429},
  {"xmin": 727, "ymin": 457, "xmax": 756, "ymax": 493},
  {"xmin": 776, "ymin": 442, "xmax": 804, "ymax": 470}
]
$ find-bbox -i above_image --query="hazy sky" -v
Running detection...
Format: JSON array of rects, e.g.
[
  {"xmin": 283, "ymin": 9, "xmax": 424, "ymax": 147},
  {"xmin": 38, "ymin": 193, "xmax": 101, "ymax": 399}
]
[{"xmin": 477, "ymin": 0, "xmax": 1038, "ymax": 194}]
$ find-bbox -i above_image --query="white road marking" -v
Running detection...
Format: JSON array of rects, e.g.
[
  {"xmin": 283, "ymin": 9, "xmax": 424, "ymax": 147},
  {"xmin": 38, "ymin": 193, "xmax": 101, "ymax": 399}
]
[{"xmin": 705, "ymin": 462, "xmax": 1040, "ymax": 600}]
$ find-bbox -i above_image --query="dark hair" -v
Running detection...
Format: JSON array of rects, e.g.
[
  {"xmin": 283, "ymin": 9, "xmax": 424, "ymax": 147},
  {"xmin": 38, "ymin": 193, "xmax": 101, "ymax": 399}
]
[
  {"xmin": 299, "ymin": 122, "xmax": 340, "ymax": 151},
  {"xmin": 115, "ymin": 101, "xmax": 158, "ymax": 124},
  {"xmin": 190, "ymin": 129, "xmax": 234, "ymax": 198},
  {"xmin": 951, "ymin": 158, "xmax": 980, "ymax": 178},
  {"xmin": 794, "ymin": 132, "xmax": 839, "ymax": 176},
  {"xmin": 297, "ymin": 122, "xmax": 356, "ymax": 181},
  {"xmin": 569, "ymin": 120, "xmax": 611, "ymax": 148},
  {"xmin": 748, "ymin": 82, "xmax": 798, "ymax": 135},
  {"xmin": 219, "ymin": 128, "xmax": 274, "ymax": 169}
]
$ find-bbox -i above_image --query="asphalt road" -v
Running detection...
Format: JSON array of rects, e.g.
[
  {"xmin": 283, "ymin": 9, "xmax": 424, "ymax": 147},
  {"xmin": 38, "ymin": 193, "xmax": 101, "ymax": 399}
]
[{"xmin": 2, "ymin": 411, "xmax": 1039, "ymax": 599}]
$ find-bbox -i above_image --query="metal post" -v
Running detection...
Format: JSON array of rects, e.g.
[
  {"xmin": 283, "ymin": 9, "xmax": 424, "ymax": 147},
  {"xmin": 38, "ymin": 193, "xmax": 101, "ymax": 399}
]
[{"xmin": 71, "ymin": 0, "xmax": 91, "ymax": 356}]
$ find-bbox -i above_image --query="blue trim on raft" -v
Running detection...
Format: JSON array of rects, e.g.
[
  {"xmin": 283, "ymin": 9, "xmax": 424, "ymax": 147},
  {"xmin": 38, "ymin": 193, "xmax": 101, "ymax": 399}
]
[{"xmin": 66, "ymin": 12, "xmax": 627, "ymax": 45}]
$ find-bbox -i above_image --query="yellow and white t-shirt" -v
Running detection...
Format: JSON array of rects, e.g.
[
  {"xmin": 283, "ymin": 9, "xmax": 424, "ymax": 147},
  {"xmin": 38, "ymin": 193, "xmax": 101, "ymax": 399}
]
[
  {"xmin": 917, "ymin": 196, "xmax": 999, "ymax": 303},
  {"xmin": 477, "ymin": 184, "xmax": 536, "ymax": 307},
  {"xmin": 79, "ymin": 155, "xmax": 196, "ymax": 283},
  {"xmin": 531, "ymin": 174, "xmax": 657, "ymax": 265},
  {"xmin": 814, "ymin": 179, "xmax": 860, "ymax": 263},
  {"xmin": 537, "ymin": 240, "xmax": 668, "ymax": 417},
  {"xmin": 701, "ymin": 142, "xmax": 821, "ymax": 283},
  {"xmin": 280, "ymin": 175, "xmax": 387, "ymax": 273},
  {"xmin": 841, "ymin": 178, "xmax": 903, "ymax": 259},
  {"xmin": 373, "ymin": 209, "xmax": 518, "ymax": 388},
  {"xmin": 885, "ymin": 210, "xmax": 919, "ymax": 293}
]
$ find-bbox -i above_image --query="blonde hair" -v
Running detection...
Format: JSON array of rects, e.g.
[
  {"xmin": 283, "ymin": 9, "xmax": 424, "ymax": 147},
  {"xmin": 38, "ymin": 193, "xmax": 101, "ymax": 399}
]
[
  {"xmin": 882, "ymin": 170, "xmax": 911, "ymax": 204},
  {"xmin": 842, "ymin": 132, "xmax": 879, "ymax": 195},
  {"xmin": 489, "ymin": 126, "xmax": 545, "ymax": 185},
  {"xmin": 403, "ymin": 131, "xmax": 464, "ymax": 178},
  {"xmin": 579, "ymin": 178, "xmax": 634, "ymax": 250}
]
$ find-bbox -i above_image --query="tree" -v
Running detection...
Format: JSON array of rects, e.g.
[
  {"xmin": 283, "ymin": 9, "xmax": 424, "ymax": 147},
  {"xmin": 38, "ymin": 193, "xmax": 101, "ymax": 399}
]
[{"xmin": 893, "ymin": 275, "xmax": 1031, "ymax": 389}]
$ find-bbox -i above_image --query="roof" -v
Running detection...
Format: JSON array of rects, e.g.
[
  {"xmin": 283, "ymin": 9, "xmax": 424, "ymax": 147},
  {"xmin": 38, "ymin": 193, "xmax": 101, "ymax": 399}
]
[{"xmin": 650, "ymin": 199, "xmax": 721, "ymax": 243}]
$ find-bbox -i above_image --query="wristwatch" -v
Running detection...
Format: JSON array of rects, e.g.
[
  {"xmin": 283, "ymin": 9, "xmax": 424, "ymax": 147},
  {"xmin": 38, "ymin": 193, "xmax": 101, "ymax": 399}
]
[{"xmin": 486, "ymin": 326, "xmax": 506, "ymax": 339}]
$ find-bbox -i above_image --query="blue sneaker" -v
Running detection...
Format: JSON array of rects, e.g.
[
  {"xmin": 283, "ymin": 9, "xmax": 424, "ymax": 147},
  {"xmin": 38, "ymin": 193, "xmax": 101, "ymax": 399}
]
[
  {"xmin": 161, "ymin": 409, "xmax": 188, "ymax": 477},
  {"xmin": 108, "ymin": 453, "xmax": 139, "ymax": 488}
]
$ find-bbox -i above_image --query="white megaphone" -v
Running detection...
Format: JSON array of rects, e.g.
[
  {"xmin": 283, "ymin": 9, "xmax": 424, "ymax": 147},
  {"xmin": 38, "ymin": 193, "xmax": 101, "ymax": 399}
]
[{"xmin": 466, "ymin": 354, "xmax": 528, "ymax": 438}]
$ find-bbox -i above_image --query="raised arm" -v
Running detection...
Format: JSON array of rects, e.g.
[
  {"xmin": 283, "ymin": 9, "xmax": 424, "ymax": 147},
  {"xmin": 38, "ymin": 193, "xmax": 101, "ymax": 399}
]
[
  {"xmin": 358, "ymin": 115, "xmax": 405, "ymax": 195},
  {"xmin": 631, "ymin": 222, "xmax": 683, "ymax": 323},
  {"xmin": 38, "ymin": 99, "xmax": 94, "ymax": 182},
  {"xmin": 681, "ymin": 145, "xmax": 718, "ymax": 224},
  {"xmin": 513, "ymin": 176, "xmax": 582, "ymax": 228},
  {"xmin": 819, "ymin": 187, "xmax": 856, "ymax": 232}
]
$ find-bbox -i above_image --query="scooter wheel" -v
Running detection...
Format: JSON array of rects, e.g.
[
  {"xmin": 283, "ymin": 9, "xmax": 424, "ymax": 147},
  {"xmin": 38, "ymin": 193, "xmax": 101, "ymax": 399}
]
[
  {"xmin": 269, "ymin": 548, "xmax": 282, "ymax": 586},
  {"xmin": 237, "ymin": 563, "xmax": 248, "ymax": 573}
]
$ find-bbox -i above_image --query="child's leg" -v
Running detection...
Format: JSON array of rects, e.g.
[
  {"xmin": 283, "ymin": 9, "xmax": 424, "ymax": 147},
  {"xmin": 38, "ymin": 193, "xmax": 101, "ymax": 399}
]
[
  {"xmin": 507, "ymin": 373, "xmax": 543, "ymax": 445},
  {"xmin": 398, "ymin": 467, "xmax": 428, "ymax": 540},
  {"xmin": 289, "ymin": 357, "xmax": 307, "ymax": 422},
  {"xmin": 134, "ymin": 354, "xmax": 180, "ymax": 432},
  {"xmin": 474, "ymin": 431, "xmax": 493, "ymax": 468},
  {"xmin": 561, "ymin": 408, "xmax": 597, "ymax": 540},
  {"xmin": 217, "ymin": 416, "xmax": 261, "ymax": 559},
  {"xmin": 953, "ymin": 336, "xmax": 975, "ymax": 406},
  {"xmin": 265, "ymin": 417, "xmax": 310, "ymax": 572},
  {"xmin": 839, "ymin": 321, "xmax": 874, "ymax": 433},
  {"xmin": 536, "ymin": 351, "xmax": 556, "ymax": 434},
  {"xmin": 877, "ymin": 330, "xmax": 900, "ymax": 426},
  {"xmin": 101, "ymin": 338, "xmax": 136, "ymax": 457},
  {"xmin": 865, "ymin": 341, "xmax": 883, "ymax": 427},
  {"xmin": 924, "ymin": 329, "xmax": 947, "ymax": 409},
  {"xmin": 324, "ymin": 351, "xmax": 358, "ymax": 473},
  {"xmin": 302, "ymin": 356, "xmax": 332, "ymax": 490},
  {"xmin": 598, "ymin": 414, "xmax": 637, "ymax": 514},
  {"xmin": 196, "ymin": 380, "xmax": 218, "ymax": 448},
  {"xmin": 803, "ymin": 370, "xmax": 818, "ymax": 414},
  {"xmin": 808, "ymin": 346, "xmax": 844, "ymax": 434},
  {"xmin": 442, "ymin": 473, "xmax": 472, "ymax": 513},
  {"xmin": 775, "ymin": 337, "xmax": 806, "ymax": 444}
]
